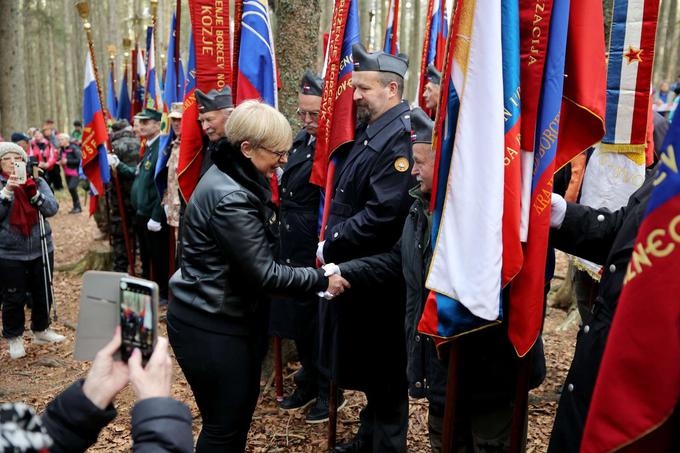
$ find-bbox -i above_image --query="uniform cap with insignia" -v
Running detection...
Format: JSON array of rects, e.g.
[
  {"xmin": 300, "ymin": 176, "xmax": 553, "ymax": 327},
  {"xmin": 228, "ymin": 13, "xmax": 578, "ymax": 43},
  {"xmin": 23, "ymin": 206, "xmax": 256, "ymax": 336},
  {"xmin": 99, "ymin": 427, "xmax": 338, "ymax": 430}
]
[
  {"xmin": 168, "ymin": 102, "xmax": 184, "ymax": 119},
  {"xmin": 134, "ymin": 108, "xmax": 162, "ymax": 121},
  {"xmin": 411, "ymin": 107, "xmax": 434, "ymax": 144},
  {"xmin": 426, "ymin": 64, "xmax": 442, "ymax": 85},
  {"xmin": 299, "ymin": 70, "xmax": 323, "ymax": 97},
  {"xmin": 352, "ymin": 43, "xmax": 409, "ymax": 78},
  {"xmin": 195, "ymin": 87, "xmax": 234, "ymax": 113}
]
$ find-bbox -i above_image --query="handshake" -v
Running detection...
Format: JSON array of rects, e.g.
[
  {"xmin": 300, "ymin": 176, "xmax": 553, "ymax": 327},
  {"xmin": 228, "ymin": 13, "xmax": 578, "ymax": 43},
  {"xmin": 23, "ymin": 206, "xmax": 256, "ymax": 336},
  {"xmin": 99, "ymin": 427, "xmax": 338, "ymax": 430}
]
[{"xmin": 318, "ymin": 263, "xmax": 350, "ymax": 300}]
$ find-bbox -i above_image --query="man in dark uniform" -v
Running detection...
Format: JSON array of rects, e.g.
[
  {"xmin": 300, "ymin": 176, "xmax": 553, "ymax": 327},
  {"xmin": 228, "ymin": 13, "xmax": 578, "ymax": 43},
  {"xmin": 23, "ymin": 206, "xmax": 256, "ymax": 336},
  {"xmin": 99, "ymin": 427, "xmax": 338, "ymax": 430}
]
[
  {"xmin": 271, "ymin": 71, "xmax": 344, "ymax": 423},
  {"xmin": 547, "ymin": 170, "xmax": 657, "ymax": 452},
  {"xmin": 316, "ymin": 43, "xmax": 414, "ymax": 453},
  {"xmin": 111, "ymin": 108, "xmax": 169, "ymax": 301},
  {"xmin": 195, "ymin": 87, "xmax": 234, "ymax": 177},
  {"xmin": 107, "ymin": 119, "xmax": 141, "ymax": 273},
  {"xmin": 423, "ymin": 64, "xmax": 441, "ymax": 112}
]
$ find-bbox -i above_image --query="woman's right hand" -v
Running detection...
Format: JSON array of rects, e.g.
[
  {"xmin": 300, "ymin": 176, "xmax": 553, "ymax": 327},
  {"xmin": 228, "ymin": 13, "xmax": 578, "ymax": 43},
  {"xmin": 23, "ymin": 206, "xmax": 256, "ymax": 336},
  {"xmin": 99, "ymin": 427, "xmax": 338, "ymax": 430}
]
[
  {"xmin": 327, "ymin": 274, "xmax": 351, "ymax": 298},
  {"xmin": 5, "ymin": 174, "xmax": 20, "ymax": 192}
]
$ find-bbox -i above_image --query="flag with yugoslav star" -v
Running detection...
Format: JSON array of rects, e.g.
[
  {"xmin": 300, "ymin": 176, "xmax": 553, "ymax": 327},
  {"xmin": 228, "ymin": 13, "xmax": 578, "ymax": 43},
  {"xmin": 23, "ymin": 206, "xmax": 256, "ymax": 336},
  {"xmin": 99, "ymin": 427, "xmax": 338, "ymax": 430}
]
[
  {"xmin": 116, "ymin": 67, "xmax": 131, "ymax": 122},
  {"xmin": 310, "ymin": 0, "xmax": 360, "ymax": 190},
  {"xmin": 576, "ymin": 0, "xmax": 660, "ymax": 279},
  {"xmin": 418, "ymin": 0, "xmax": 505, "ymax": 342},
  {"xmin": 106, "ymin": 67, "xmax": 117, "ymax": 120},
  {"xmin": 581, "ymin": 118, "xmax": 680, "ymax": 453},
  {"xmin": 383, "ymin": 0, "xmax": 400, "ymax": 55},
  {"xmin": 417, "ymin": 0, "xmax": 447, "ymax": 111},
  {"xmin": 81, "ymin": 52, "xmax": 111, "ymax": 199},
  {"xmin": 235, "ymin": 0, "xmax": 278, "ymax": 107},
  {"xmin": 508, "ymin": 0, "xmax": 570, "ymax": 357},
  {"xmin": 156, "ymin": 12, "xmax": 183, "ymax": 199}
]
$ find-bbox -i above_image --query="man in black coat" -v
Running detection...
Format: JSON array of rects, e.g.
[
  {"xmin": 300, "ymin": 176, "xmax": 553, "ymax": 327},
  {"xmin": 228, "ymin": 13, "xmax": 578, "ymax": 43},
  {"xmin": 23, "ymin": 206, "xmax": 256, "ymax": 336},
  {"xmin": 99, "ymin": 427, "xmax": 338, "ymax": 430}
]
[
  {"xmin": 547, "ymin": 170, "xmax": 656, "ymax": 452},
  {"xmin": 271, "ymin": 71, "xmax": 344, "ymax": 422},
  {"xmin": 316, "ymin": 43, "xmax": 414, "ymax": 453},
  {"xmin": 328, "ymin": 108, "xmax": 527, "ymax": 452}
]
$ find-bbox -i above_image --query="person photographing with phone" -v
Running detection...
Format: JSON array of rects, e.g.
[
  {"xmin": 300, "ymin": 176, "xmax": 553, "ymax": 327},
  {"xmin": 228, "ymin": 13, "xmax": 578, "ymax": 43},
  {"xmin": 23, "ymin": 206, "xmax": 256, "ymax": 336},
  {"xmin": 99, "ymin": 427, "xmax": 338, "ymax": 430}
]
[{"xmin": 0, "ymin": 141, "xmax": 62, "ymax": 359}]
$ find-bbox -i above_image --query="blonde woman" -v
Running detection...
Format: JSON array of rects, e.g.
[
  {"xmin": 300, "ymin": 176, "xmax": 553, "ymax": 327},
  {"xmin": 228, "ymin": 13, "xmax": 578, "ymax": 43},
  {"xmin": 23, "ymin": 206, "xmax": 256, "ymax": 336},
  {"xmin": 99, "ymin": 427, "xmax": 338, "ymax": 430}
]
[{"xmin": 168, "ymin": 100, "xmax": 349, "ymax": 452}]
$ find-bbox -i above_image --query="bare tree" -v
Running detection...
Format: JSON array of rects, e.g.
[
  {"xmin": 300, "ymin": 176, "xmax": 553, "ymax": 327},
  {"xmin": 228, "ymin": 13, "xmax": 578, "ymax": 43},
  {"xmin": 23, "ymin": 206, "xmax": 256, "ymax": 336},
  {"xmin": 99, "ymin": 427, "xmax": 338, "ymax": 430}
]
[{"xmin": 0, "ymin": 0, "xmax": 28, "ymax": 136}]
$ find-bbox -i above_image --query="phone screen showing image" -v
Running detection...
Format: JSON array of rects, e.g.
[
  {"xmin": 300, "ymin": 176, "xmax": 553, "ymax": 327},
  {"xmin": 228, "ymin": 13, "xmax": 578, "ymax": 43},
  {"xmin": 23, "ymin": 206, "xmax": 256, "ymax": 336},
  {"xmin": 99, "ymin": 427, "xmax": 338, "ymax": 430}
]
[{"xmin": 119, "ymin": 280, "xmax": 155, "ymax": 363}]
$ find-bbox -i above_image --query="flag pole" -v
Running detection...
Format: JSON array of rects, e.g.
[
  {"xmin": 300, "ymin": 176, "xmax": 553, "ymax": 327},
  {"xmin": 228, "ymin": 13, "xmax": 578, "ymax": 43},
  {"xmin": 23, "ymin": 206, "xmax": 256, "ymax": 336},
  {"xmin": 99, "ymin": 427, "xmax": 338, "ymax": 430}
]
[
  {"xmin": 509, "ymin": 352, "xmax": 530, "ymax": 451},
  {"xmin": 418, "ymin": 0, "xmax": 435, "ymax": 112},
  {"xmin": 441, "ymin": 341, "xmax": 460, "ymax": 453},
  {"xmin": 391, "ymin": 0, "xmax": 400, "ymax": 55},
  {"xmin": 174, "ymin": 0, "xmax": 181, "ymax": 97}
]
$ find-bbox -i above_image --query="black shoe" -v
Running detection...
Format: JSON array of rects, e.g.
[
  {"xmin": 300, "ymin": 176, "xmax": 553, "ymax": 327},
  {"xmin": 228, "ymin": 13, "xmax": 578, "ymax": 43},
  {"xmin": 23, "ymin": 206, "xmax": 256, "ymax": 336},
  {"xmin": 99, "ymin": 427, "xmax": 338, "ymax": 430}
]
[
  {"xmin": 280, "ymin": 389, "xmax": 316, "ymax": 411},
  {"xmin": 69, "ymin": 207, "xmax": 82, "ymax": 214},
  {"xmin": 331, "ymin": 437, "xmax": 370, "ymax": 453},
  {"xmin": 305, "ymin": 393, "xmax": 347, "ymax": 424}
]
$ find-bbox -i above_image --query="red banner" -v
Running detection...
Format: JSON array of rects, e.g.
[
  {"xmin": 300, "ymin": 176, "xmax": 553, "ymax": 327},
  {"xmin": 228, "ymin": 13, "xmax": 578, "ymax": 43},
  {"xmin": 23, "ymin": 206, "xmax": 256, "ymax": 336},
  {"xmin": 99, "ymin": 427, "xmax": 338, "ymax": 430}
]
[{"xmin": 189, "ymin": 0, "xmax": 231, "ymax": 92}]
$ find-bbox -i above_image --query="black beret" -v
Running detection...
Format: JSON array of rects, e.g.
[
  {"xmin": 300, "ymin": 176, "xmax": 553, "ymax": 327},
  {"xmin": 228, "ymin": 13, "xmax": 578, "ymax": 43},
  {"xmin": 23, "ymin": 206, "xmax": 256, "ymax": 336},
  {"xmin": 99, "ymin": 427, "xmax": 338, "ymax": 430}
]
[
  {"xmin": 352, "ymin": 43, "xmax": 409, "ymax": 78},
  {"xmin": 426, "ymin": 64, "xmax": 442, "ymax": 85},
  {"xmin": 73, "ymin": 120, "xmax": 83, "ymax": 127},
  {"xmin": 299, "ymin": 70, "xmax": 323, "ymax": 96},
  {"xmin": 195, "ymin": 87, "xmax": 234, "ymax": 113},
  {"xmin": 411, "ymin": 107, "xmax": 434, "ymax": 144},
  {"xmin": 10, "ymin": 132, "xmax": 31, "ymax": 143}
]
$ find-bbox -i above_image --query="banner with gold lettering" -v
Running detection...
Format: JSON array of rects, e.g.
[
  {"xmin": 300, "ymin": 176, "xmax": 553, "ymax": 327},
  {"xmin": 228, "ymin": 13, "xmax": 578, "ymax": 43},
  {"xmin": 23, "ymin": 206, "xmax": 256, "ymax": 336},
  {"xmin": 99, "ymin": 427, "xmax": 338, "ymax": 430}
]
[
  {"xmin": 177, "ymin": 1, "xmax": 230, "ymax": 202},
  {"xmin": 581, "ymin": 125, "xmax": 680, "ymax": 452}
]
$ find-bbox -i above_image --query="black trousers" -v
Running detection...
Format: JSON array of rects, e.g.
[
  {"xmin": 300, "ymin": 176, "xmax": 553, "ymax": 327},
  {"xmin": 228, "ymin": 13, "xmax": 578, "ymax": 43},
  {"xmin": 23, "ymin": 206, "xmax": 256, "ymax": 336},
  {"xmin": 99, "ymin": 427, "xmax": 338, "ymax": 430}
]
[
  {"xmin": 168, "ymin": 313, "xmax": 267, "ymax": 453},
  {"xmin": 135, "ymin": 215, "xmax": 169, "ymax": 299},
  {"xmin": 0, "ymin": 254, "xmax": 53, "ymax": 338},
  {"xmin": 47, "ymin": 166, "xmax": 63, "ymax": 190},
  {"xmin": 356, "ymin": 381, "xmax": 409, "ymax": 452},
  {"xmin": 66, "ymin": 175, "xmax": 81, "ymax": 210}
]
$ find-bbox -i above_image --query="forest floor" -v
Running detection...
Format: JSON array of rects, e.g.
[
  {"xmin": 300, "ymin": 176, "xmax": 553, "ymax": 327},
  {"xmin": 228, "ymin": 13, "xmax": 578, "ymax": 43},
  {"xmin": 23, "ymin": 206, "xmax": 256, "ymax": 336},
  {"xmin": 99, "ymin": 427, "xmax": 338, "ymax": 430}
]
[{"xmin": 0, "ymin": 193, "xmax": 577, "ymax": 452}]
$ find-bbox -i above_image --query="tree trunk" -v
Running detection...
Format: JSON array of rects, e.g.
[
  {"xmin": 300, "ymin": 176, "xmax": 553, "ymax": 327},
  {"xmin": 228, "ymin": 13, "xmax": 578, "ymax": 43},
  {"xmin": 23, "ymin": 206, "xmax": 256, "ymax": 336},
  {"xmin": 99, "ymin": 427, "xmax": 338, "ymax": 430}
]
[
  {"xmin": 662, "ymin": 0, "xmax": 678, "ymax": 80},
  {"xmin": 0, "ymin": 0, "xmax": 28, "ymax": 137},
  {"xmin": 654, "ymin": 0, "xmax": 672, "ymax": 84},
  {"xmin": 273, "ymin": 0, "xmax": 321, "ymax": 126}
]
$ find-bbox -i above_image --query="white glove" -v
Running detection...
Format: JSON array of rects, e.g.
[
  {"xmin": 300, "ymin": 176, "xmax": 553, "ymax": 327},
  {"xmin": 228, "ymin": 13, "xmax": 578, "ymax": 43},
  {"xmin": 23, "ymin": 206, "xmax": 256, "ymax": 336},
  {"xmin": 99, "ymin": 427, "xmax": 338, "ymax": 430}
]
[
  {"xmin": 107, "ymin": 153, "xmax": 120, "ymax": 168},
  {"xmin": 550, "ymin": 193, "xmax": 567, "ymax": 229},
  {"xmin": 147, "ymin": 219, "xmax": 162, "ymax": 232},
  {"xmin": 316, "ymin": 241, "xmax": 326, "ymax": 265},
  {"xmin": 322, "ymin": 263, "xmax": 341, "ymax": 277}
]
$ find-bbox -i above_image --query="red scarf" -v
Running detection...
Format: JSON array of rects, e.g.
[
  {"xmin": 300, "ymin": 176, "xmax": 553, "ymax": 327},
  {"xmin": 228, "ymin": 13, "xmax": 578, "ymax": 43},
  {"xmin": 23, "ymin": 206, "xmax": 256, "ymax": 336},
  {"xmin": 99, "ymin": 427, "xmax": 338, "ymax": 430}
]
[{"xmin": 2, "ymin": 173, "xmax": 39, "ymax": 236}]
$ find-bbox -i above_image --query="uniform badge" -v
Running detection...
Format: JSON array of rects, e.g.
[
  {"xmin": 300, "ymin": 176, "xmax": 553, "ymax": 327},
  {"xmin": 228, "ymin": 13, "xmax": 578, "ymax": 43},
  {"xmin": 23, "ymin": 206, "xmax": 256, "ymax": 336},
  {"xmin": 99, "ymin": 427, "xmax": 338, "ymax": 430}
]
[
  {"xmin": 394, "ymin": 157, "xmax": 409, "ymax": 173},
  {"xmin": 144, "ymin": 160, "xmax": 152, "ymax": 171}
]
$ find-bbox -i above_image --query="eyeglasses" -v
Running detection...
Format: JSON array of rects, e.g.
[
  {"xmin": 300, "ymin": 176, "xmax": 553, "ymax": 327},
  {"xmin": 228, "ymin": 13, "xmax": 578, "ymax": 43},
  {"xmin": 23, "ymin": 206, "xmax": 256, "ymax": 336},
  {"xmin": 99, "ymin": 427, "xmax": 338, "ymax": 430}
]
[
  {"xmin": 260, "ymin": 146, "xmax": 289, "ymax": 160},
  {"xmin": 296, "ymin": 108, "xmax": 320, "ymax": 121}
]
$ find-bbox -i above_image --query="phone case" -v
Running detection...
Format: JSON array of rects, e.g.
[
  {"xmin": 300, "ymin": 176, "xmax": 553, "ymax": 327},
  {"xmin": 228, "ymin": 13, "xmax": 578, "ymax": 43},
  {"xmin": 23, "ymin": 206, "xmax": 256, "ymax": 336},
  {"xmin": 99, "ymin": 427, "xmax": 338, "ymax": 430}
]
[{"xmin": 14, "ymin": 162, "xmax": 26, "ymax": 184}]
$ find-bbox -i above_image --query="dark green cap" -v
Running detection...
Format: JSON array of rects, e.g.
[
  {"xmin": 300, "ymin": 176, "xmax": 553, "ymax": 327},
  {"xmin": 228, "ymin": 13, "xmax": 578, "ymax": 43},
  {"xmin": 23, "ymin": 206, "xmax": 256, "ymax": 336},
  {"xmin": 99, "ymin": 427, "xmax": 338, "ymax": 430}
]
[{"xmin": 135, "ymin": 108, "xmax": 162, "ymax": 121}]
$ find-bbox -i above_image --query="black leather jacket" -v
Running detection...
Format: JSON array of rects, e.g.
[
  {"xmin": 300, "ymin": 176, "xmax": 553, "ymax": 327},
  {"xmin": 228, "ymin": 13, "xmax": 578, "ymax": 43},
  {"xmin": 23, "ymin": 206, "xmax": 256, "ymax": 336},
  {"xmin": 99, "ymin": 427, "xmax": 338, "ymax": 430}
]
[{"xmin": 170, "ymin": 141, "xmax": 327, "ymax": 332}]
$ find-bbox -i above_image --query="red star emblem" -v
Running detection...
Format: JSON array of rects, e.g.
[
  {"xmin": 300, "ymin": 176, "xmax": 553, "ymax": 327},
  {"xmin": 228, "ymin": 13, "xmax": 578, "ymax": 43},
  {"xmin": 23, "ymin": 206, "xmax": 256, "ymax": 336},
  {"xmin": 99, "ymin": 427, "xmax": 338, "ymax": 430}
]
[{"xmin": 624, "ymin": 46, "xmax": 643, "ymax": 64}]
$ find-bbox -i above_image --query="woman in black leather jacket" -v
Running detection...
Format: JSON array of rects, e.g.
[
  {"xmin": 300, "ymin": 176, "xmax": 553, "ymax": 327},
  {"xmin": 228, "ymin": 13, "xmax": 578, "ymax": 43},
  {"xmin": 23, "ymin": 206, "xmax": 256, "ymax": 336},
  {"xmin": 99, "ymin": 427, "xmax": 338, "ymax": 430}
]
[{"xmin": 168, "ymin": 100, "xmax": 348, "ymax": 453}]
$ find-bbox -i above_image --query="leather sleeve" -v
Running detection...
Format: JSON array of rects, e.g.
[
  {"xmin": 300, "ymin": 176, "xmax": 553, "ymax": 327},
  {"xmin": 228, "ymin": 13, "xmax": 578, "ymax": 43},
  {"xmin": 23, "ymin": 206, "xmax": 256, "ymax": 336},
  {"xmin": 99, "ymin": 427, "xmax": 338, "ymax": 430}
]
[
  {"xmin": 550, "ymin": 202, "xmax": 627, "ymax": 265},
  {"xmin": 209, "ymin": 190, "xmax": 328, "ymax": 294},
  {"xmin": 337, "ymin": 240, "xmax": 402, "ymax": 289}
]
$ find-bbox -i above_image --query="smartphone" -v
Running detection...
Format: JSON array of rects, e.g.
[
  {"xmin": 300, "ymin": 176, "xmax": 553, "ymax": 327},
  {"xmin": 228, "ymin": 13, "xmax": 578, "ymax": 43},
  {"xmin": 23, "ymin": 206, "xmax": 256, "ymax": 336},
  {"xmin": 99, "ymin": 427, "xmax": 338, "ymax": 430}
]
[
  {"xmin": 118, "ymin": 277, "xmax": 158, "ymax": 364},
  {"xmin": 14, "ymin": 161, "xmax": 26, "ymax": 184}
]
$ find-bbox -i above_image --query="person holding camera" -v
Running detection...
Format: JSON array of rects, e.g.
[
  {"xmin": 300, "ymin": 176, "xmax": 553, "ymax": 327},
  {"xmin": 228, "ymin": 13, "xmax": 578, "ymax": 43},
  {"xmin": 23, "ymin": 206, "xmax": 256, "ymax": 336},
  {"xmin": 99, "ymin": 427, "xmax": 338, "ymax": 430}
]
[
  {"xmin": 169, "ymin": 100, "xmax": 350, "ymax": 452},
  {"xmin": 0, "ymin": 329, "xmax": 193, "ymax": 452},
  {"xmin": 0, "ymin": 141, "xmax": 63, "ymax": 359},
  {"xmin": 57, "ymin": 133, "xmax": 82, "ymax": 214}
]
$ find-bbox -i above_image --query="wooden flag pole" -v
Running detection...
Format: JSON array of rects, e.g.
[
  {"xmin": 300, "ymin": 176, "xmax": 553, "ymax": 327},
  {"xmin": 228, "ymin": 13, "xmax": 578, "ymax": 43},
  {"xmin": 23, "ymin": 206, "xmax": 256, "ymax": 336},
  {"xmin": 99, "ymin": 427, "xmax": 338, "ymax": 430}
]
[{"xmin": 441, "ymin": 340, "xmax": 460, "ymax": 453}]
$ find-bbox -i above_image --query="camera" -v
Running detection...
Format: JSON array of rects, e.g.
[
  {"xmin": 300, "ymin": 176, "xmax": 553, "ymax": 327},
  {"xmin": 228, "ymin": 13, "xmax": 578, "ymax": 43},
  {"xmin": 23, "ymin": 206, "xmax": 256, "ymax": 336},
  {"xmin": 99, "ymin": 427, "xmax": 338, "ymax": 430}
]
[{"xmin": 26, "ymin": 156, "xmax": 41, "ymax": 180}]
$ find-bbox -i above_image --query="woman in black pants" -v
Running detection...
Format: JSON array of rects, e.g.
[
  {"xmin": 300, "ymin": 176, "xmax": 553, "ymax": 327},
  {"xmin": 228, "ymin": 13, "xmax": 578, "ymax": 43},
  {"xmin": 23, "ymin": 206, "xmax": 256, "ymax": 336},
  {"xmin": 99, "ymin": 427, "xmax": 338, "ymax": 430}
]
[
  {"xmin": 57, "ymin": 133, "xmax": 82, "ymax": 213},
  {"xmin": 168, "ymin": 100, "xmax": 349, "ymax": 452}
]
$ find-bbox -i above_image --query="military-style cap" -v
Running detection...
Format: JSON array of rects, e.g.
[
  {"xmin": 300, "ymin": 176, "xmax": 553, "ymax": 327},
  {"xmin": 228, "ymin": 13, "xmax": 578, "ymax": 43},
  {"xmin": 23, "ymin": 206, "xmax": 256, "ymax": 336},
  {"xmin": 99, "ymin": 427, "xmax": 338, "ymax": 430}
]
[
  {"xmin": 299, "ymin": 70, "xmax": 323, "ymax": 96},
  {"xmin": 135, "ymin": 108, "xmax": 162, "ymax": 121},
  {"xmin": 352, "ymin": 43, "xmax": 409, "ymax": 78},
  {"xmin": 426, "ymin": 64, "xmax": 442, "ymax": 85},
  {"xmin": 195, "ymin": 87, "xmax": 233, "ymax": 113},
  {"xmin": 411, "ymin": 107, "xmax": 434, "ymax": 144},
  {"xmin": 10, "ymin": 132, "xmax": 31, "ymax": 143},
  {"xmin": 168, "ymin": 102, "xmax": 184, "ymax": 119}
]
